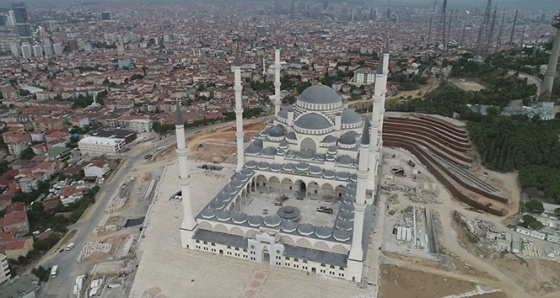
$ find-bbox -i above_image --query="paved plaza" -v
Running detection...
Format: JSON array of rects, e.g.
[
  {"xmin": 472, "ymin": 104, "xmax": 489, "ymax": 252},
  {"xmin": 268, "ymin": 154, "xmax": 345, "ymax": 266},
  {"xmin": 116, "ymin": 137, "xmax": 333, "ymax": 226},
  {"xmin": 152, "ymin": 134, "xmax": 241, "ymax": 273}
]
[
  {"xmin": 129, "ymin": 160, "xmax": 373, "ymax": 298},
  {"xmin": 242, "ymin": 190, "xmax": 340, "ymax": 227}
]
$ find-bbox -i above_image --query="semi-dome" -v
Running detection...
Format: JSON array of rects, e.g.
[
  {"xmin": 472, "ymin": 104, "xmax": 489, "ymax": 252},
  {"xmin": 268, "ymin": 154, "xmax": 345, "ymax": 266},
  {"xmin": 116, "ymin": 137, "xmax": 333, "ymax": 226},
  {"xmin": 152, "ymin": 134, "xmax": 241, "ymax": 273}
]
[
  {"xmin": 298, "ymin": 85, "xmax": 342, "ymax": 104},
  {"xmin": 294, "ymin": 113, "xmax": 332, "ymax": 130}
]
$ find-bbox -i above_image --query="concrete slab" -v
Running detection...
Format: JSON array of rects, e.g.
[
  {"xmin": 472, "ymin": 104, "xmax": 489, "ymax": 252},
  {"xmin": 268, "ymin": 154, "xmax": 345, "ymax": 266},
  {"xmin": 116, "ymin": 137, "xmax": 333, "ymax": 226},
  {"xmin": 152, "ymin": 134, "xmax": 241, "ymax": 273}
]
[{"xmin": 129, "ymin": 160, "xmax": 373, "ymax": 298}]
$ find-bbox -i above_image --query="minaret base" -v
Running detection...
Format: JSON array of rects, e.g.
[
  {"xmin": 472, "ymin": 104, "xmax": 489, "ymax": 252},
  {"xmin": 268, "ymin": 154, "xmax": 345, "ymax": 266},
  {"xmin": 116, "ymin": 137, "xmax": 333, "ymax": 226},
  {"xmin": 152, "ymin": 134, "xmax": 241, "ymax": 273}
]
[
  {"xmin": 180, "ymin": 225, "xmax": 197, "ymax": 249},
  {"xmin": 345, "ymin": 258, "xmax": 364, "ymax": 283}
]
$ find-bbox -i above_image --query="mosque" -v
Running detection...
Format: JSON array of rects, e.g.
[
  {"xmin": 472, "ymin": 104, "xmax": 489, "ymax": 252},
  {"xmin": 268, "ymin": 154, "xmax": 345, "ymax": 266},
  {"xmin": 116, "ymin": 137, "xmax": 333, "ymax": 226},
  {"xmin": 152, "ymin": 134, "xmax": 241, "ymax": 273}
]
[{"xmin": 175, "ymin": 46, "xmax": 389, "ymax": 283}]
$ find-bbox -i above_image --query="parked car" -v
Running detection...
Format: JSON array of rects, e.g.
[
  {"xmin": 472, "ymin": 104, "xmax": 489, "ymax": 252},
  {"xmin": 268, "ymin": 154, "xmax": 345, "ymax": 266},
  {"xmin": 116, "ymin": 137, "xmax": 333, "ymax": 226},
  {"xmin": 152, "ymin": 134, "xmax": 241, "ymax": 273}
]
[{"xmin": 317, "ymin": 206, "xmax": 334, "ymax": 214}]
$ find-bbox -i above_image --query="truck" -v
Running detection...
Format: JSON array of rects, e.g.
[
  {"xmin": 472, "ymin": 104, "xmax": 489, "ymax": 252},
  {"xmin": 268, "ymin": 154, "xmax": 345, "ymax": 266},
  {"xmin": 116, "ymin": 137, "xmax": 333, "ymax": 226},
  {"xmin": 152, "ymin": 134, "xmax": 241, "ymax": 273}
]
[{"xmin": 50, "ymin": 265, "xmax": 58, "ymax": 278}]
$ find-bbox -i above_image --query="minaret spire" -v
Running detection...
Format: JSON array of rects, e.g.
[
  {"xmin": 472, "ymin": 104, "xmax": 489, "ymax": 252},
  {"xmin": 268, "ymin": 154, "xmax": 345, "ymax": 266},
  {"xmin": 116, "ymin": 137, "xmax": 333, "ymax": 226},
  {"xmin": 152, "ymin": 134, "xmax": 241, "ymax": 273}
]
[
  {"xmin": 347, "ymin": 120, "xmax": 370, "ymax": 283},
  {"xmin": 274, "ymin": 44, "xmax": 282, "ymax": 116},
  {"xmin": 367, "ymin": 42, "xmax": 389, "ymax": 191},
  {"xmin": 176, "ymin": 100, "xmax": 197, "ymax": 246},
  {"xmin": 234, "ymin": 52, "xmax": 245, "ymax": 172}
]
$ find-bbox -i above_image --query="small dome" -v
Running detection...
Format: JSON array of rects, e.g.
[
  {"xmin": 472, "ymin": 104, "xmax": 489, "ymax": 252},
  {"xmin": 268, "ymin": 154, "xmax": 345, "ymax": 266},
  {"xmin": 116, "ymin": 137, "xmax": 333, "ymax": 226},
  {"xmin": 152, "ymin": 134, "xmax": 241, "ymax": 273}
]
[
  {"xmin": 337, "ymin": 155, "xmax": 354, "ymax": 165},
  {"xmin": 339, "ymin": 132, "xmax": 356, "ymax": 145},
  {"xmin": 269, "ymin": 125, "xmax": 285, "ymax": 137},
  {"xmin": 294, "ymin": 113, "xmax": 332, "ymax": 130},
  {"xmin": 297, "ymin": 223, "xmax": 315, "ymax": 235},
  {"xmin": 285, "ymin": 131, "xmax": 297, "ymax": 140},
  {"xmin": 298, "ymin": 85, "xmax": 342, "ymax": 104},
  {"xmin": 277, "ymin": 105, "xmax": 292, "ymax": 119},
  {"xmin": 232, "ymin": 212, "xmax": 248, "ymax": 224},
  {"xmin": 262, "ymin": 147, "xmax": 277, "ymax": 156},
  {"xmin": 322, "ymin": 135, "xmax": 337, "ymax": 143},
  {"xmin": 341, "ymin": 108, "xmax": 363, "ymax": 124},
  {"xmin": 298, "ymin": 149, "xmax": 314, "ymax": 160},
  {"xmin": 333, "ymin": 229, "xmax": 352, "ymax": 242}
]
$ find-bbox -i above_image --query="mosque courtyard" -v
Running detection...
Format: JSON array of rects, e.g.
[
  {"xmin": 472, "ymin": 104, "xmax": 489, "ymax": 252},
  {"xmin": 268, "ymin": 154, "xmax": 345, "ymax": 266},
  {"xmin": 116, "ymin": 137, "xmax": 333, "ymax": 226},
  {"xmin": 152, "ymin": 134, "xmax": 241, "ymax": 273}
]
[{"xmin": 128, "ymin": 160, "xmax": 372, "ymax": 298}]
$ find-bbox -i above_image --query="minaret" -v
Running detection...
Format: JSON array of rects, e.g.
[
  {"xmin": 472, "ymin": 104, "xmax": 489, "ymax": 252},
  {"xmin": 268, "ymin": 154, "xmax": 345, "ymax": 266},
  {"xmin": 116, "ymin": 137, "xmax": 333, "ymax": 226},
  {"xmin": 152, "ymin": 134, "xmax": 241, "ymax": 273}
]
[
  {"xmin": 541, "ymin": 12, "xmax": 560, "ymax": 100},
  {"xmin": 378, "ymin": 42, "xmax": 390, "ymax": 138},
  {"xmin": 368, "ymin": 86, "xmax": 383, "ymax": 191},
  {"xmin": 347, "ymin": 120, "xmax": 370, "ymax": 283},
  {"xmin": 274, "ymin": 44, "xmax": 282, "ymax": 116},
  {"xmin": 176, "ymin": 101, "xmax": 197, "ymax": 248},
  {"xmin": 234, "ymin": 53, "xmax": 245, "ymax": 172}
]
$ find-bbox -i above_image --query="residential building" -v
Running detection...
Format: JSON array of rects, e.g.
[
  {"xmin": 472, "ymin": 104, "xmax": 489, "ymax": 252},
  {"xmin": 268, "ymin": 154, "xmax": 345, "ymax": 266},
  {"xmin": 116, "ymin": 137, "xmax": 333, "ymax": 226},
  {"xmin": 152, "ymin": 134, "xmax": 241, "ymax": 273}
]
[
  {"xmin": 59, "ymin": 185, "xmax": 85, "ymax": 206},
  {"xmin": 2, "ymin": 131, "xmax": 31, "ymax": 156},
  {"xmin": 0, "ymin": 253, "xmax": 10, "ymax": 285},
  {"xmin": 20, "ymin": 42, "xmax": 31, "ymax": 59},
  {"xmin": 83, "ymin": 160, "xmax": 111, "ymax": 178},
  {"xmin": 78, "ymin": 136, "xmax": 125, "ymax": 155},
  {"xmin": 53, "ymin": 43, "xmax": 63, "ymax": 56},
  {"xmin": 1, "ymin": 202, "xmax": 29, "ymax": 235},
  {"xmin": 32, "ymin": 45, "xmax": 42, "ymax": 58},
  {"xmin": 352, "ymin": 68, "xmax": 376, "ymax": 85}
]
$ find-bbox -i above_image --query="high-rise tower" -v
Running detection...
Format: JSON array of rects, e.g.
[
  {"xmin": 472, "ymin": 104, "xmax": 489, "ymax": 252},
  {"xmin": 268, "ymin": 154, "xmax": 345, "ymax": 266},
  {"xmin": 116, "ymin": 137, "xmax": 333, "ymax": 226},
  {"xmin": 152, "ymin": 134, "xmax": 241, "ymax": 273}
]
[
  {"xmin": 274, "ymin": 45, "xmax": 282, "ymax": 116},
  {"xmin": 541, "ymin": 12, "xmax": 560, "ymax": 100},
  {"xmin": 176, "ymin": 101, "xmax": 197, "ymax": 248},
  {"xmin": 12, "ymin": 3, "xmax": 32, "ymax": 44},
  {"xmin": 234, "ymin": 54, "xmax": 245, "ymax": 172}
]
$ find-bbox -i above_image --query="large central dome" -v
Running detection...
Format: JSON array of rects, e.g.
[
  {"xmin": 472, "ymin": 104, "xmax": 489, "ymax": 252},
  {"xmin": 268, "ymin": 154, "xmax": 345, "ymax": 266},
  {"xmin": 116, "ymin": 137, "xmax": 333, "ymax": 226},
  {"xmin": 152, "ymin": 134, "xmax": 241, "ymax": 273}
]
[{"xmin": 298, "ymin": 85, "xmax": 342, "ymax": 104}]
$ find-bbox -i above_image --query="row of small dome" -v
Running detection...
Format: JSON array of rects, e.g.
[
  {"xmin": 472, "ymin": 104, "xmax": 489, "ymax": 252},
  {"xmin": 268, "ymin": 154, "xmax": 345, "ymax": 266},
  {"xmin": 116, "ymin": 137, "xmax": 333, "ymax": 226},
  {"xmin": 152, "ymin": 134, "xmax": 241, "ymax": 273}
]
[
  {"xmin": 245, "ymin": 160, "xmax": 359, "ymax": 176},
  {"xmin": 261, "ymin": 126, "xmax": 362, "ymax": 146},
  {"xmin": 277, "ymin": 109, "xmax": 363, "ymax": 130},
  {"xmin": 198, "ymin": 210, "xmax": 353, "ymax": 243}
]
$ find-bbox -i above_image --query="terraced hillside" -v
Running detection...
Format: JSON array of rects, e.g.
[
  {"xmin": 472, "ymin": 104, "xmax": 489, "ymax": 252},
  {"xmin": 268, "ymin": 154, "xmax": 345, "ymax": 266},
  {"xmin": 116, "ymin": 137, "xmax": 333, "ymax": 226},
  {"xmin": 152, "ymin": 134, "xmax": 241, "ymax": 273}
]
[{"xmin": 382, "ymin": 114, "xmax": 508, "ymax": 216}]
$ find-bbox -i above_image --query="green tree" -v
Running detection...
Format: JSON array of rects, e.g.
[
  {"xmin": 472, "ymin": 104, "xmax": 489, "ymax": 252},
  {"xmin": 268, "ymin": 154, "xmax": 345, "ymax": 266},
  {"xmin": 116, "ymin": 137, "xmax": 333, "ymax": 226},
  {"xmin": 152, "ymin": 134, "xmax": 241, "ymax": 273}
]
[
  {"xmin": 525, "ymin": 200, "xmax": 544, "ymax": 214},
  {"xmin": 31, "ymin": 265, "xmax": 50, "ymax": 281},
  {"xmin": 20, "ymin": 147, "xmax": 35, "ymax": 160},
  {"xmin": 522, "ymin": 214, "xmax": 544, "ymax": 230}
]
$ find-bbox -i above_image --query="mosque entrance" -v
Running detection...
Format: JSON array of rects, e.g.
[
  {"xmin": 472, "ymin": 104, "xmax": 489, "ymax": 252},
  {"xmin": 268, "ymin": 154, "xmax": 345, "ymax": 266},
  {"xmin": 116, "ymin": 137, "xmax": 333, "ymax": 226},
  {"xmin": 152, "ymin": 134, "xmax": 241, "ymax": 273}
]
[
  {"xmin": 219, "ymin": 249, "xmax": 223, "ymax": 255},
  {"xmin": 311, "ymin": 267, "xmax": 316, "ymax": 273},
  {"xmin": 263, "ymin": 248, "xmax": 270, "ymax": 264},
  {"xmin": 300, "ymin": 137, "xmax": 316, "ymax": 152}
]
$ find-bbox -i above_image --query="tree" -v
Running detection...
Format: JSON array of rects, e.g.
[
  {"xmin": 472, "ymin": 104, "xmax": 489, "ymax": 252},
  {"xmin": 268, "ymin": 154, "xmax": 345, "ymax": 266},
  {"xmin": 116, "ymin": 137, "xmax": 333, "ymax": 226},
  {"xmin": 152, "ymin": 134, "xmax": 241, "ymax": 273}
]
[
  {"xmin": 522, "ymin": 214, "xmax": 544, "ymax": 230},
  {"xmin": 20, "ymin": 147, "xmax": 35, "ymax": 160},
  {"xmin": 31, "ymin": 265, "xmax": 50, "ymax": 281},
  {"xmin": 525, "ymin": 200, "xmax": 544, "ymax": 214}
]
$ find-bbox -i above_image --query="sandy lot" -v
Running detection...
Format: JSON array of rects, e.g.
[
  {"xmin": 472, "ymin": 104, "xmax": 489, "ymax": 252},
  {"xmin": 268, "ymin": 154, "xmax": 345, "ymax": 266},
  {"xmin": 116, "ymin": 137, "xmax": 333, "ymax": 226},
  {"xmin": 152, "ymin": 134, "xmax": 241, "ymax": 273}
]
[
  {"xmin": 378, "ymin": 264, "xmax": 476, "ymax": 298},
  {"xmin": 452, "ymin": 80, "xmax": 486, "ymax": 92}
]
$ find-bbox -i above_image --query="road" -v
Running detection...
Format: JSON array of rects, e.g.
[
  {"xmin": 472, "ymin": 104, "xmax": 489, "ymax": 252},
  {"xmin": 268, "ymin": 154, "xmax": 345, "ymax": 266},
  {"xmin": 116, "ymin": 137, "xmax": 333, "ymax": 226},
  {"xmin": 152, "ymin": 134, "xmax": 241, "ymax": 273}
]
[{"xmin": 39, "ymin": 120, "xmax": 238, "ymax": 298}]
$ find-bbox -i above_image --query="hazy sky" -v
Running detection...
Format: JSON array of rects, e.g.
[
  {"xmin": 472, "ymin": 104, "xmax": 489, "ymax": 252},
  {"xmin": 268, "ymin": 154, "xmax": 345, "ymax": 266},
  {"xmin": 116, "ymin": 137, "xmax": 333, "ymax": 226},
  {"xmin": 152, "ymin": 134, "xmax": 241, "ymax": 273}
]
[{"xmin": 394, "ymin": 0, "xmax": 559, "ymax": 11}]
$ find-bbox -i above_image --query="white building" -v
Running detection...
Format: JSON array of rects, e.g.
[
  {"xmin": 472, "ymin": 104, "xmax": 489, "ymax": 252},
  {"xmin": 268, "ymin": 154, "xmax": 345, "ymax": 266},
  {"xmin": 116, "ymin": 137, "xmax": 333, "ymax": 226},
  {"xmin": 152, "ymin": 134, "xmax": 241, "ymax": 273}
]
[
  {"xmin": 32, "ymin": 45, "xmax": 43, "ymax": 58},
  {"xmin": 9, "ymin": 42, "xmax": 19, "ymax": 57},
  {"xmin": 352, "ymin": 68, "xmax": 376, "ymax": 85},
  {"xmin": 178, "ymin": 46, "xmax": 390, "ymax": 283},
  {"xmin": 78, "ymin": 136, "xmax": 125, "ymax": 155},
  {"xmin": 53, "ymin": 43, "xmax": 63, "ymax": 56},
  {"xmin": 20, "ymin": 43, "xmax": 32, "ymax": 59},
  {"xmin": 43, "ymin": 41, "xmax": 53, "ymax": 56},
  {"xmin": 0, "ymin": 253, "xmax": 11, "ymax": 285},
  {"xmin": 83, "ymin": 160, "xmax": 111, "ymax": 177}
]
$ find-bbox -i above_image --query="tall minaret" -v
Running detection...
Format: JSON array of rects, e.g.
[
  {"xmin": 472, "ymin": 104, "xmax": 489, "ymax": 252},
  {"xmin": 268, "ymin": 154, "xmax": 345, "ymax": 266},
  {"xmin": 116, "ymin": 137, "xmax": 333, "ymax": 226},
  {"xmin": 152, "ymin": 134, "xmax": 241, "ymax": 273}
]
[
  {"xmin": 176, "ymin": 101, "xmax": 197, "ymax": 248},
  {"xmin": 347, "ymin": 120, "xmax": 370, "ymax": 283},
  {"xmin": 274, "ymin": 44, "xmax": 282, "ymax": 116},
  {"xmin": 234, "ymin": 53, "xmax": 245, "ymax": 172},
  {"xmin": 367, "ymin": 43, "xmax": 389, "ymax": 191},
  {"xmin": 378, "ymin": 42, "xmax": 390, "ymax": 136}
]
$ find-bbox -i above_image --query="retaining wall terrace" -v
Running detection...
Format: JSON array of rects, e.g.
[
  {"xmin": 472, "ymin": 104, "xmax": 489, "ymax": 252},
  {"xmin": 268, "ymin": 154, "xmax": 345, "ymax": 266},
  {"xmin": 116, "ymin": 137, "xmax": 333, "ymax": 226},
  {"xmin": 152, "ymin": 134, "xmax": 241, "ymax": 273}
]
[{"xmin": 383, "ymin": 137, "xmax": 506, "ymax": 216}]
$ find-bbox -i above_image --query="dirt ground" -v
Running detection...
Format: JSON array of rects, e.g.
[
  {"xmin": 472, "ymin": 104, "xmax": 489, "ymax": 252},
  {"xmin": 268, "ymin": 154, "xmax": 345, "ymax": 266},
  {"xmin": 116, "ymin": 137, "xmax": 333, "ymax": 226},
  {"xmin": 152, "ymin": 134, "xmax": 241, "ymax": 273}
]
[
  {"xmin": 378, "ymin": 264, "xmax": 477, "ymax": 298},
  {"xmin": 453, "ymin": 80, "xmax": 486, "ymax": 92},
  {"xmin": 489, "ymin": 256, "xmax": 560, "ymax": 297},
  {"xmin": 187, "ymin": 121, "xmax": 266, "ymax": 162},
  {"xmin": 393, "ymin": 77, "xmax": 442, "ymax": 98},
  {"xmin": 471, "ymin": 293, "xmax": 509, "ymax": 298}
]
